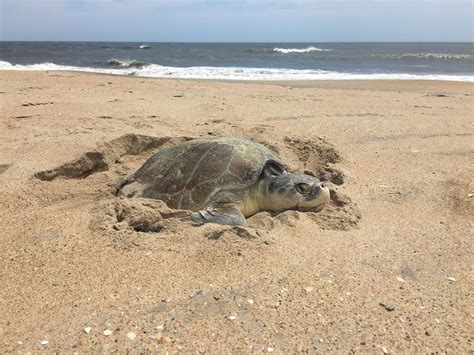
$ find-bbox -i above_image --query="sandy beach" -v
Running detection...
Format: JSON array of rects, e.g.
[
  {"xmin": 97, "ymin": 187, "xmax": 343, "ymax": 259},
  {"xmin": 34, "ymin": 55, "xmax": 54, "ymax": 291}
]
[{"xmin": 0, "ymin": 71, "xmax": 472, "ymax": 352}]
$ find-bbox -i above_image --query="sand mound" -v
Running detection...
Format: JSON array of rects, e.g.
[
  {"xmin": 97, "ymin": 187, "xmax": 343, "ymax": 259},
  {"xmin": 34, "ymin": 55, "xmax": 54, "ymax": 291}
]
[
  {"xmin": 34, "ymin": 134, "xmax": 191, "ymax": 181},
  {"xmin": 283, "ymin": 136, "xmax": 345, "ymax": 185},
  {"xmin": 252, "ymin": 135, "xmax": 345, "ymax": 185},
  {"xmin": 106, "ymin": 198, "xmax": 191, "ymax": 233}
]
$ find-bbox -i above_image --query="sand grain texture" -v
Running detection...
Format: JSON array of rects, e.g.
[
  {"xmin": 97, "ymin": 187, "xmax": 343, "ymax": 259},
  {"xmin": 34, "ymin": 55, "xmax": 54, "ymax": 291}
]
[{"xmin": 0, "ymin": 71, "xmax": 473, "ymax": 352}]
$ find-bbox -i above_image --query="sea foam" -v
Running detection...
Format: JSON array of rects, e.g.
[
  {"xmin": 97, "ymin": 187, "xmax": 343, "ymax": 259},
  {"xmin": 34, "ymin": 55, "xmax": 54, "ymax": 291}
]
[
  {"xmin": 0, "ymin": 60, "xmax": 473, "ymax": 82},
  {"xmin": 273, "ymin": 46, "xmax": 331, "ymax": 54}
]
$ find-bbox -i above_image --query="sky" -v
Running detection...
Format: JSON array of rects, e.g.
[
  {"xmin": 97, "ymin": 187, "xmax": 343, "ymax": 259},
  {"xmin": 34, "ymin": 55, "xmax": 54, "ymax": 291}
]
[{"xmin": 0, "ymin": 0, "xmax": 473, "ymax": 42}]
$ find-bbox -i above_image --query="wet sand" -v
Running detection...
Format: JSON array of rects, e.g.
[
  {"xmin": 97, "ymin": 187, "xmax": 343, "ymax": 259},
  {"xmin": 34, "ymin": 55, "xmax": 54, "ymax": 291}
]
[{"xmin": 0, "ymin": 71, "xmax": 473, "ymax": 352}]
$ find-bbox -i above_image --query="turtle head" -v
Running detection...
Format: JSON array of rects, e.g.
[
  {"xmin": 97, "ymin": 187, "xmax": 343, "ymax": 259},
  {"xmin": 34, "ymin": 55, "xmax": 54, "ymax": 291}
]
[{"xmin": 258, "ymin": 172, "xmax": 330, "ymax": 213}]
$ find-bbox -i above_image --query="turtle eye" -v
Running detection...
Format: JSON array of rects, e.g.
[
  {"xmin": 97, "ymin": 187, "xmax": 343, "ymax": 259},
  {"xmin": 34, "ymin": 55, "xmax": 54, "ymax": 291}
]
[{"xmin": 296, "ymin": 183, "xmax": 310, "ymax": 195}]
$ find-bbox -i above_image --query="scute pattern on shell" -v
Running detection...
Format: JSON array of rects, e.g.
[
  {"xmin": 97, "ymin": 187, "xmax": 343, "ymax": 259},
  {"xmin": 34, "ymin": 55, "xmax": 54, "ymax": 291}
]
[{"xmin": 119, "ymin": 137, "xmax": 283, "ymax": 211}]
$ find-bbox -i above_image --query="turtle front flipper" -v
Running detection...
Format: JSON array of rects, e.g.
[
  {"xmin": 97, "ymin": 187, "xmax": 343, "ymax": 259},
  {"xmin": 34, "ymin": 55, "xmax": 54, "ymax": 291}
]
[
  {"xmin": 191, "ymin": 204, "xmax": 245, "ymax": 226},
  {"xmin": 191, "ymin": 191, "xmax": 246, "ymax": 226},
  {"xmin": 191, "ymin": 191, "xmax": 247, "ymax": 227}
]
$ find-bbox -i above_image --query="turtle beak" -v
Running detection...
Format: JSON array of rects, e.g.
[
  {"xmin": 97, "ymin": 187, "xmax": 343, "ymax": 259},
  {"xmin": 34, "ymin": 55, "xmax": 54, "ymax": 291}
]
[{"xmin": 298, "ymin": 181, "xmax": 330, "ymax": 212}]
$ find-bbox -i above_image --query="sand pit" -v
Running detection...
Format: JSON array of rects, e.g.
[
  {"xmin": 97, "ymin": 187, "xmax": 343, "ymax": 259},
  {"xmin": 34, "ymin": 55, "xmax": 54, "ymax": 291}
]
[{"xmin": 33, "ymin": 133, "xmax": 360, "ymax": 236}]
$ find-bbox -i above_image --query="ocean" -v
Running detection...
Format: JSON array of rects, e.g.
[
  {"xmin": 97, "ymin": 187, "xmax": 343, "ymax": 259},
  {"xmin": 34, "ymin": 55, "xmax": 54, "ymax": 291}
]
[{"xmin": 0, "ymin": 42, "xmax": 473, "ymax": 81}]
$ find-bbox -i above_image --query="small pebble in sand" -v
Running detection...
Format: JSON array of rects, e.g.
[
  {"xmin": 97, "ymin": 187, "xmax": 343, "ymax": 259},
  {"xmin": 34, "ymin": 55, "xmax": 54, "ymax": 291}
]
[
  {"xmin": 467, "ymin": 193, "xmax": 473, "ymax": 198},
  {"xmin": 17, "ymin": 341, "xmax": 23, "ymax": 345},
  {"xmin": 266, "ymin": 347, "xmax": 274, "ymax": 352},
  {"xmin": 156, "ymin": 325, "xmax": 164, "ymax": 331},
  {"xmin": 103, "ymin": 329, "xmax": 113, "ymax": 336},
  {"xmin": 156, "ymin": 335, "xmax": 173, "ymax": 344},
  {"xmin": 382, "ymin": 346, "xmax": 389, "ymax": 354},
  {"xmin": 41, "ymin": 340, "xmax": 49, "ymax": 346},
  {"xmin": 396, "ymin": 276, "xmax": 406, "ymax": 283},
  {"xmin": 127, "ymin": 332, "xmax": 136, "ymax": 340},
  {"xmin": 247, "ymin": 299, "xmax": 254, "ymax": 305},
  {"xmin": 228, "ymin": 315, "xmax": 237, "ymax": 320},
  {"xmin": 447, "ymin": 277, "xmax": 456, "ymax": 282},
  {"xmin": 84, "ymin": 327, "xmax": 92, "ymax": 334},
  {"xmin": 304, "ymin": 286, "xmax": 314, "ymax": 293}
]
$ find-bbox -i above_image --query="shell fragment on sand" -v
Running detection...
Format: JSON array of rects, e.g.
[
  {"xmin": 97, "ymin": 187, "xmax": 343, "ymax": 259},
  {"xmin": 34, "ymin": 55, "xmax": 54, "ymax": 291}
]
[
  {"xmin": 379, "ymin": 302, "xmax": 396, "ymax": 311},
  {"xmin": 83, "ymin": 327, "xmax": 92, "ymax": 334}
]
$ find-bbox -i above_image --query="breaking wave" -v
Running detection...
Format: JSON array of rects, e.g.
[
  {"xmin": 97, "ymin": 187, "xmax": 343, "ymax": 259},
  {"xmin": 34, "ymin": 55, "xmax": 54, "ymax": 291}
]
[
  {"xmin": 106, "ymin": 59, "xmax": 149, "ymax": 68},
  {"xmin": 273, "ymin": 46, "xmax": 331, "ymax": 54},
  {"xmin": 0, "ymin": 60, "xmax": 472, "ymax": 82}
]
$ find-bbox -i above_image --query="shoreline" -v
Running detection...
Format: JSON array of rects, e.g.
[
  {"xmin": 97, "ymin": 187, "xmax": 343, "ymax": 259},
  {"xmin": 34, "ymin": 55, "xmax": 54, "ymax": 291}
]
[{"xmin": 1, "ymin": 69, "xmax": 474, "ymax": 90}]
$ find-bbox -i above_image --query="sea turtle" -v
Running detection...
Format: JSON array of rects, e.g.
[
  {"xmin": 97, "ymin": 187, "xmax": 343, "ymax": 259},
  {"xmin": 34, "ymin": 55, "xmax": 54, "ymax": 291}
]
[{"xmin": 117, "ymin": 137, "xmax": 330, "ymax": 226}]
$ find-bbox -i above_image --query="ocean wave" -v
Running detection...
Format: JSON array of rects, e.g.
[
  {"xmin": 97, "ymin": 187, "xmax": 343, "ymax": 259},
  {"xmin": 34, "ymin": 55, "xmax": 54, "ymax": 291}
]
[
  {"xmin": 106, "ymin": 59, "xmax": 149, "ymax": 68},
  {"xmin": 374, "ymin": 53, "xmax": 474, "ymax": 60},
  {"xmin": 402, "ymin": 53, "xmax": 473, "ymax": 60},
  {"xmin": 273, "ymin": 46, "xmax": 331, "ymax": 54},
  {"xmin": 0, "ymin": 60, "xmax": 13, "ymax": 69},
  {"xmin": 0, "ymin": 60, "xmax": 472, "ymax": 82}
]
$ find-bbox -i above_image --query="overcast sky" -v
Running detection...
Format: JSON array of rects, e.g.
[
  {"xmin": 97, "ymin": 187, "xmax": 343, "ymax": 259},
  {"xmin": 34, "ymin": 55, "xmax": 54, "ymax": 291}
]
[{"xmin": 1, "ymin": 0, "xmax": 472, "ymax": 42}]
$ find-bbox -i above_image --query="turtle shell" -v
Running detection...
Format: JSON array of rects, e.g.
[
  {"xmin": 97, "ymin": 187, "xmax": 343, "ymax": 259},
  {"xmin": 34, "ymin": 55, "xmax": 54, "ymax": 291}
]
[{"xmin": 118, "ymin": 137, "xmax": 284, "ymax": 210}]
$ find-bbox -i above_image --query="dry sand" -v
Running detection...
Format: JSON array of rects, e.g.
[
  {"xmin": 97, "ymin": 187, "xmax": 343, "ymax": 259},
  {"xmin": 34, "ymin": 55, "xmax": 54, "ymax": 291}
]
[{"xmin": 0, "ymin": 71, "xmax": 472, "ymax": 353}]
